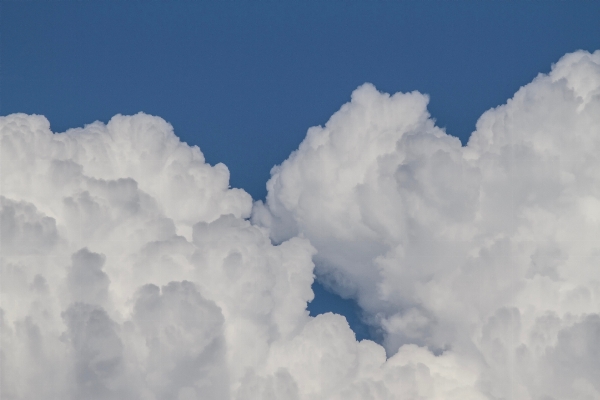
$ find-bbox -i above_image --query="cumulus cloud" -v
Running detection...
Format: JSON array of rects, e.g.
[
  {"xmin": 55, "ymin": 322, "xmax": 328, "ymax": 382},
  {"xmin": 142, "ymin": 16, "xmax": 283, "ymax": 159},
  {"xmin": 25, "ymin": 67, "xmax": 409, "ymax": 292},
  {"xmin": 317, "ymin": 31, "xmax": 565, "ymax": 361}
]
[
  {"xmin": 2, "ymin": 50, "xmax": 600, "ymax": 399},
  {"xmin": 257, "ymin": 49, "xmax": 600, "ymax": 399}
]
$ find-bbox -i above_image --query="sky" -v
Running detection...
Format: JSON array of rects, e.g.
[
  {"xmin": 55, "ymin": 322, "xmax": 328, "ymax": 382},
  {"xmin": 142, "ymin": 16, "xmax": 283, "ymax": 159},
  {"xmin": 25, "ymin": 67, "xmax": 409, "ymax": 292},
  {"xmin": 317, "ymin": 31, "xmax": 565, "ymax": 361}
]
[
  {"xmin": 3, "ymin": 1, "xmax": 600, "ymax": 200},
  {"xmin": 2, "ymin": 2, "xmax": 600, "ymax": 399}
]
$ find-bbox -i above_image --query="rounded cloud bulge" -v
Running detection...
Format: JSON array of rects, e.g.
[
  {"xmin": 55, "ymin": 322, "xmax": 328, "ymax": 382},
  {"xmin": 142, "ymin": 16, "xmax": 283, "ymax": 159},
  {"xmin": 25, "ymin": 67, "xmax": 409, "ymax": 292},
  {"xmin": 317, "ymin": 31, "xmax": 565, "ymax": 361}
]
[
  {"xmin": 1, "ymin": 49, "xmax": 599, "ymax": 400},
  {"xmin": 256, "ymin": 49, "xmax": 600, "ymax": 399}
]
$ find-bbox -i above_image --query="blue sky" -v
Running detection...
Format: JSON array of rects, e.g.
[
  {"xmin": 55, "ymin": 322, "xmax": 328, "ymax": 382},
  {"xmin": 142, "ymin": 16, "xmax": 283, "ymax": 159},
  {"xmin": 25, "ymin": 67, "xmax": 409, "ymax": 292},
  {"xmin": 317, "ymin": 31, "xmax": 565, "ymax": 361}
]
[{"xmin": 2, "ymin": 0, "xmax": 600, "ymax": 342}]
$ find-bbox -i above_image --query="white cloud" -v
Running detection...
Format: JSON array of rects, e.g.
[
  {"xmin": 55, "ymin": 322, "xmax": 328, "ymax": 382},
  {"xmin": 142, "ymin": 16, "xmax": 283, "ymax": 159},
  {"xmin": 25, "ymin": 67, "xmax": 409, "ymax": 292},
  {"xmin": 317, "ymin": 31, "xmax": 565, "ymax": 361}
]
[
  {"xmin": 258, "ymin": 49, "xmax": 600, "ymax": 399},
  {"xmin": 2, "ymin": 50, "xmax": 600, "ymax": 399}
]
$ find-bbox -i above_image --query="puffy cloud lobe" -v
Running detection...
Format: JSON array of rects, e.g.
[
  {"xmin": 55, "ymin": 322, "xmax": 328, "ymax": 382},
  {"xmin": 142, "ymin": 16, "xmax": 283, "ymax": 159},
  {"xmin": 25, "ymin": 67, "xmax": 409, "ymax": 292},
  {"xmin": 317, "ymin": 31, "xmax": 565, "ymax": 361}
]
[
  {"xmin": 258, "ymin": 50, "xmax": 600, "ymax": 399},
  {"xmin": 2, "ymin": 50, "xmax": 600, "ymax": 400},
  {"xmin": 128, "ymin": 281, "xmax": 228, "ymax": 399},
  {"xmin": 0, "ymin": 196, "xmax": 59, "ymax": 255},
  {"xmin": 67, "ymin": 249, "xmax": 110, "ymax": 305},
  {"xmin": 61, "ymin": 303, "xmax": 128, "ymax": 400},
  {"xmin": 1, "ymin": 113, "xmax": 251, "ymax": 239}
]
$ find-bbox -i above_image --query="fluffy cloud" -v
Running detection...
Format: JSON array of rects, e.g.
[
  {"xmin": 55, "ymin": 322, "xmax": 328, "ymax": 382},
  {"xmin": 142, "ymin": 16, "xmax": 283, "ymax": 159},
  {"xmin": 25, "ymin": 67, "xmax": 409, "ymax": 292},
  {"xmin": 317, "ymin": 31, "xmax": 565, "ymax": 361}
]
[
  {"xmin": 2, "ymin": 50, "xmax": 600, "ymax": 399},
  {"xmin": 256, "ymin": 49, "xmax": 600, "ymax": 399}
]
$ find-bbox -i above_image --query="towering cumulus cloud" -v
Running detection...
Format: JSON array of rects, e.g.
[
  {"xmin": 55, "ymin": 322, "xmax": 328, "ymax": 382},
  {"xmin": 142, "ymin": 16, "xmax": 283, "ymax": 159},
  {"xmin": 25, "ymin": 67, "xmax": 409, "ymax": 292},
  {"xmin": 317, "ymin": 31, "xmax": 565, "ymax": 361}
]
[
  {"xmin": 257, "ymin": 49, "xmax": 600, "ymax": 399},
  {"xmin": 1, "ymin": 50, "xmax": 600, "ymax": 399}
]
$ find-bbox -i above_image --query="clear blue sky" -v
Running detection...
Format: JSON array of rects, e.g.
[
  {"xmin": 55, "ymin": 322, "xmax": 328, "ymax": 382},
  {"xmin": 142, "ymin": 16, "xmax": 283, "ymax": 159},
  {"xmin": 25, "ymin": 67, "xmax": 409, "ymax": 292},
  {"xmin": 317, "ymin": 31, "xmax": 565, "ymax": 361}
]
[{"xmin": 2, "ymin": 0, "xmax": 599, "ymax": 341}]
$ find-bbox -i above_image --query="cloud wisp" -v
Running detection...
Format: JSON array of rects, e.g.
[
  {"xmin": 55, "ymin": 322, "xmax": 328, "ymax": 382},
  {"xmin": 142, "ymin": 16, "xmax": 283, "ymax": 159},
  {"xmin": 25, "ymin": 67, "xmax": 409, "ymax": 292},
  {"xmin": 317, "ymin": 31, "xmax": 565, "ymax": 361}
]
[{"xmin": 2, "ymin": 50, "xmax": 600, "ymax": 399}]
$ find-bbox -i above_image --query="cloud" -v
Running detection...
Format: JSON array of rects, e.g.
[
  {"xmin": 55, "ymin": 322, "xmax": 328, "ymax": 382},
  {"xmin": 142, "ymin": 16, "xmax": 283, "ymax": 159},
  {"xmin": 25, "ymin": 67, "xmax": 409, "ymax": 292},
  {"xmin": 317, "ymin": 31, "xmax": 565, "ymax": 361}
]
[
  {"xmin": 257, "ymin": 49, "xmax": 600, "ymax": 399},
  {"xmin": 1, "ymin": 50, "xmax": 600, "ymax": 399}
]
